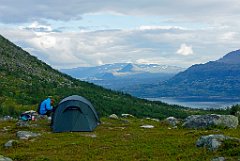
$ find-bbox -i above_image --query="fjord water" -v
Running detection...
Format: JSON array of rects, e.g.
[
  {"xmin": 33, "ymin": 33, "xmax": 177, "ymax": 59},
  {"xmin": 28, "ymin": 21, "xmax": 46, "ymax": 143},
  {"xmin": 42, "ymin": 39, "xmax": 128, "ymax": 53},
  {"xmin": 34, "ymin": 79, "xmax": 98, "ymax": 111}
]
[{"xmin": 148, "ymin": 97, "xmax": 240, "ymax": 109}]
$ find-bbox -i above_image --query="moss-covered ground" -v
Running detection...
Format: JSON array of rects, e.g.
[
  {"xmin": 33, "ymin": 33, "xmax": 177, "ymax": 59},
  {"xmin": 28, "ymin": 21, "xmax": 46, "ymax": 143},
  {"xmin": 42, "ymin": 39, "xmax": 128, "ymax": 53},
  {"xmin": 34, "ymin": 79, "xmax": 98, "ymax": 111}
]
[{"xmin": 0, "ymin": 118, "xmax": 239, "ymax": 161}]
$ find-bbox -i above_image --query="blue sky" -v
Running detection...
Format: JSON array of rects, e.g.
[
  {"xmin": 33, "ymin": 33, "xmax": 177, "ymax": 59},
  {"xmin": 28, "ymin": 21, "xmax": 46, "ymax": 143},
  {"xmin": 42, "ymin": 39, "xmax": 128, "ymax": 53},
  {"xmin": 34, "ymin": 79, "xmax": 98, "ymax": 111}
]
[{"xmin": 0, "ymin": 0, "xmax": 240, "ymax": 69}]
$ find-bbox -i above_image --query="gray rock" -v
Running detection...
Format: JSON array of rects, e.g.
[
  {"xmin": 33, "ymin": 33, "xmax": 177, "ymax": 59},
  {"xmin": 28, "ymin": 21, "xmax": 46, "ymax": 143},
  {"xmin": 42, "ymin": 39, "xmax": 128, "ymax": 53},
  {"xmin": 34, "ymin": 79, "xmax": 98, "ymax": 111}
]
[
  {"xmin": 183, "ymin": 114, "xmax": 238, "ymax": 129},
  {"xmin": 16, "ymin": 120, "xmax": 30, "ymax": 127},
  {"xmin": 196, "ymin": 134, "xmax": 240, "ymax": 151},
  {"xmin": 4, "ymin": 140, "xmax": 18, "ymax": 148},
  {"xmin": 0, "ymin": 155, "xmax": 13, "ymax": 161},
  {"xmin": 236, "ymin": 111, "xmax": 240, "ymax": 117},
  {"xmin": 81, "ymin": 134, "xmax": 97, "ymax": 138},
  {"xmin": 2, "ymin": 127, "xmax": 9, "ymax": 132},
  {"xmin": 165, "ymin": 117, "xmax": 179, "ymax": 126},
  {"xmin": 0, "ymin": 116, "xmax": 14, "ymax": 121},
  {"xmin": 121, "ymin": 114, "xmax": 134, "ymax": 118},
  {"xmin": 109, "ymin": 114, "xmax": 118, "ymax": 119},
  {"xmin": 16, "ymin": 121, "xmax": 38, "ymax": 128},
  {"xmin": 146, "ymin": 117, "xmax": 160, "ymax": 122},
  {"xmin": 140, "ymin": 125, "xmax": 154, "ymax": 129},
  {"xmin": 16, "ymin": 131, "xmax": 41, "ymax": 140},
  {"xmin": 211, "ymin": 157, "xmax": 225, "ymax": 161},
  {"xmin": 151, "ymin": 118, "xmax": 160, "ymax": 122}
]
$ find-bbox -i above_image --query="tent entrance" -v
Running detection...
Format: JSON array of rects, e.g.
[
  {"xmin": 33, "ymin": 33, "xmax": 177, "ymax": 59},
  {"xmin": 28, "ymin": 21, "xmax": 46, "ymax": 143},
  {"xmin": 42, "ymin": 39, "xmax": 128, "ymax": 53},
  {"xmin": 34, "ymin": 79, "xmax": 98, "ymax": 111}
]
[{"xmin": 61, "ymin": 106, "xmax": 90, "ymax": 131}]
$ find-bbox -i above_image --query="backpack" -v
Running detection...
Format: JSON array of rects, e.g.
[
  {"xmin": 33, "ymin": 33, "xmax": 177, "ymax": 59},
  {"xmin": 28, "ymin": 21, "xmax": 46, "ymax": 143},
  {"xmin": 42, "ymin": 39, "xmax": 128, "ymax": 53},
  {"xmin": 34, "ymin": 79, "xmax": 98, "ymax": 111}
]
[{"xmin": 20, "ymin": 113, "xmax": 31, "ymax": 121}]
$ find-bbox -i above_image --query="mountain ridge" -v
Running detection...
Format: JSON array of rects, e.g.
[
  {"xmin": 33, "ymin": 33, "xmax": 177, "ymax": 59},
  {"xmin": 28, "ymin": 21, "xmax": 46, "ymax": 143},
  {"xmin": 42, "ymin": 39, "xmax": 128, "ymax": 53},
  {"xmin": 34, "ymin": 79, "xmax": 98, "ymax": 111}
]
[
  {"xmin": 124, "ymin": 49, "xmax": 240, "ymax": 98},
  {"xmin": 61, "ymin": 63, "xmax": 184, "ymax": 91}
]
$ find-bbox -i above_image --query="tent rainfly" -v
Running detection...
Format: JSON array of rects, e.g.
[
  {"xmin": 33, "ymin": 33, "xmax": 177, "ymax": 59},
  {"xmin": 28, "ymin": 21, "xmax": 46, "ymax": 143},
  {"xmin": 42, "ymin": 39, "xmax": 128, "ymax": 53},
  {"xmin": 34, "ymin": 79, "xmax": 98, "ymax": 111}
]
[{"xmin": 52, "ymin": 95, "xmax": 100, "ymax": 132}]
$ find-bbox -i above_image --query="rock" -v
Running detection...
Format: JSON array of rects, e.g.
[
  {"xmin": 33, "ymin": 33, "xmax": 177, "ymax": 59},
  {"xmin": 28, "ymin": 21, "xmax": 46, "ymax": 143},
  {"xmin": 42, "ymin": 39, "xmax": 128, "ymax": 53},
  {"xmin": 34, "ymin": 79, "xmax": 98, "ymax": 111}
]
[
  {"xmin": 121, "ymin": 114, "xmax": 134, "ymax": 118},
  {"xmin": 146, "ymin": 117, "xmax": 160, "ymax": 122},
  {"xmin": 165, "ymin": 117, "xmax": 179, "ymax": 126},
  {"xmin": 140, "ymin": 125, "xmax": 154, "ymax": 129},
  {"xmin": 211, "ymin": 157, "xmax": 225, "ymax": 161},
  {"xmin": 236, "ymin": 111, "xmax": 240, "ymax": 118},
  {"xmin": 151, "ymin": 118, "xmax": 160, "ymax": 122},
  {"xmin": 16, "ymin": 120, "xmax": 38, "ymax": 128},
  {"xmin": 196, "ymin": 134, "xmax": 240, "ymax": 151},
  {"xmin": 120, "ymin": 119, "xmax": 130, "ymax": 124},
  {"xmin": 81, "ymin": 134, "xmax": 97, "ymax": 138},
  {"xmin": 109, "ymin": 114, "xmax": 118, "ymax": 119},
  {"xmin": 2, "ymin": 127, "xmax": 9, "ymax": 132},
  {"xmin": 0, "ymin": 116, "xmax": 14, "ymax": 121},
  {"xmin": 183, "ymin": 114, "xmax": 238, "ymax": 129},
  {"xmin": 0, "ymin": 155, "xmax": 13, "ymax": 161},
  {"xmin": 16, "ymin": 131, "xmax": 41, "ymax": 140},
  {"xmin": 4, "ymin": 140, "xmax": 18, "ymax": 148},
  {"xmin": 16, "ymin": 120, "xmax": 30, "ymax": 127}
]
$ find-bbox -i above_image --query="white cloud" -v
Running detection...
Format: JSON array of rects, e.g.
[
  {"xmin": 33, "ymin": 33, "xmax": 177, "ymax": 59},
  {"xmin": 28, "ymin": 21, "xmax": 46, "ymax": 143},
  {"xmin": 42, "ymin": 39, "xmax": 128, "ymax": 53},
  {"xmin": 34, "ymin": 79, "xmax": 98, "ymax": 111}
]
[
  {"xmin": 1, "ymin": 15, "xmax": 240, "ymax": 69},
  {"xmin": 176, "ymin": 44, "xmax": 194, "ymax": 56},
  {"xmin": 20, "ymin": 21, "xmax": 53, "ymax": 32},
  {"xmin": 220, "ymin": 32, "xmax": 237, "ymax": 41},
  {"xmin": 138, "ymin": 25, "xmax": 186, "ymax": 31},
  {"xmin": 1, "ymin": 0, "xmax": 240, "ymax": 25},
  {"xmin": 29, "ymin": 35, "xmax": 57, "ymax": 49}
]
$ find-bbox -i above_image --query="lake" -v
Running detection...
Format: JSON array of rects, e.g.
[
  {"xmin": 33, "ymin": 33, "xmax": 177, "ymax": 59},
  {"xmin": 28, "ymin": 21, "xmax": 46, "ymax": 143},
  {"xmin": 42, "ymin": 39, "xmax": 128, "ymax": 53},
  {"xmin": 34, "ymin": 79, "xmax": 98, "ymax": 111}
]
[{"xmin": 147, "ymin": 97, "xmax": 240, "ymax": 109}]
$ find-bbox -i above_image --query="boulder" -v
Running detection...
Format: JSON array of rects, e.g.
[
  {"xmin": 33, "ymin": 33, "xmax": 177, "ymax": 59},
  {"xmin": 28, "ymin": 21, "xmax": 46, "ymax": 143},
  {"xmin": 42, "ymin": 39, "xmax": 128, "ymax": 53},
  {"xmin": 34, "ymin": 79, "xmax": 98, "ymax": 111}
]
[
  {"xmin": 16, "ymin": 131, "xmax": 41, "ymax": 140},
  {"xmin": 236, "ymin": 111, "xmax": 240, "ymax": 118},
  {"xmin": 183, "ymin": 114, "xmax": 238, "ymax": 129},
  {"xmin": 16, "ymin": 120, "xmax": 38, "ymax": 128},
  {"xmin": 16, "ymin": 120, "xmax": 30, "ymax": 127},
  {"xmin": 81, "ymin": 134, "xmax": 97, "ymax": 138},
  {"xmin": 140, "ymin": 125, "xmax": 154, "ymax": 129},
  {"xmin": 2, "ymin": 126, "xmax": 10, "ymax": 132},
  {"xmin": 4, "ymin": 140, "xmax": 18, "ymax": 148},
  {"xmin": 121, "ymin": 114, "xmax": 134, "ymax": 118},
  {"xmin": 0, "ymin": 116, "xmax": 14, "ymax": 121},
  {"xmin": 151, "ymin": 118, "xmax": 160, "ymax": 122},
  {"xmin": 196, "ymin": 134, "xmax": 240, "ymax": 151},
  {"xmin": 146, "ymin": 117, "xmax": 160, "ymax": 122},
  {"xmin": 109, "ymin": 114, "xmax": 118, "ymax": 119},
  {"xmin": 211, "ymin": 157, "xmax": 225, "ymax": 161},
  {"xmin": 0, "ymin": 155, "xmax": 13, "ymax": 161},
  {"xmin": 165, "ymin": 117, "xmax": 179, "ymax": 126}
]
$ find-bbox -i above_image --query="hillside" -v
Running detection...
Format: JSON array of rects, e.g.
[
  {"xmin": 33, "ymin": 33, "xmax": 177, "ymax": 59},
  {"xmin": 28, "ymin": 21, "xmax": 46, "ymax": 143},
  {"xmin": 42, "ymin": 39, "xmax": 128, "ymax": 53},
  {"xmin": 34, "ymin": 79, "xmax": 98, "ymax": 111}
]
[
  {"xmin": 126, "ymin": 50, "xmax": 240, "ymax": 98},
  {"xmin": 0, "ymin": 34, "xmax": 205, "ymax": 119},
  {"xmin": 61, "ymin": 63, "xmax": 184, "ymax": 91}
]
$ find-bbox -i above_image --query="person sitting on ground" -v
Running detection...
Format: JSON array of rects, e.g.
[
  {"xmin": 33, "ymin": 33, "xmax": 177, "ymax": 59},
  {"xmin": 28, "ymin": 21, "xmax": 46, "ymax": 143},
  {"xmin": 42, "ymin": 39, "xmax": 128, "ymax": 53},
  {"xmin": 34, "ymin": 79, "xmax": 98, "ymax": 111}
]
[{"xmin": 38, "ymin": 97, "xmax": 55, "ymax": 116}]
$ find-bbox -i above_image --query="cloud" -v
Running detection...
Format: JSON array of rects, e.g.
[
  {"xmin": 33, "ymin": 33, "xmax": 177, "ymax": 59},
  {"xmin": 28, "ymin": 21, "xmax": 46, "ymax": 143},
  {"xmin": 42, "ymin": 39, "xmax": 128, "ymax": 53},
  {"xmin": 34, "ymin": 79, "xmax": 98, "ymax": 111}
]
[
  {"xmin": 138, "ymin": 25, "xmax": 186, "ymax": 31},
  {"xmin": 1, "ymin": 0, "xmax": 240, "ymax": 25},
  {"xmin": 176, "ymin": 44, "xmax": 194, "ymax": 56},
  {"xmin": 1, "ymin": 14, "xmax": 240, "ymax": 69},
  {"xmin": 20, "ymin": 21, "xmax": 53, "ymax": 32},
  {"xmin": 220, "ymin": 32, "xmax": 237, "ymax": 41}
]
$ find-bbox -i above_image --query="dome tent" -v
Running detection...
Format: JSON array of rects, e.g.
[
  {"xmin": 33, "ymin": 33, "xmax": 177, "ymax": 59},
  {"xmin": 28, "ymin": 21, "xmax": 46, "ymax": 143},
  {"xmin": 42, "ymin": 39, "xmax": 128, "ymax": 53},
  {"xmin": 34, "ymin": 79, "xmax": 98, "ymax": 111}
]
[{"xmin": 52, "ymin": 95, "xmax": 100, "ymax": 132}]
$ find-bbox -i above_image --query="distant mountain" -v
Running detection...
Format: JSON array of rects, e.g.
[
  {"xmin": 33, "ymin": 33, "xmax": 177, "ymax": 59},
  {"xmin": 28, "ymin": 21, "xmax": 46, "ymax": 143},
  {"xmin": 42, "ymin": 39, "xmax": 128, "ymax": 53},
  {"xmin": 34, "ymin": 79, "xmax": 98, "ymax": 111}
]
[
  {"xmin": 0, "ymin": 34, "xmax": 198, "ymax": 119},
  {"xmin": 61, "ymin": 63, "xmax": 184, "ymax": 90},
  {"xmin": 118, "ymin": 63, "xmax": 136, "ymax": 73},
  {"xmin": 217, "ymin": 50, "xmax": 240, "ymax": 64},
  {"xmin": 126, "ymin": 49, "xmax": 240, "ymax": 98}
]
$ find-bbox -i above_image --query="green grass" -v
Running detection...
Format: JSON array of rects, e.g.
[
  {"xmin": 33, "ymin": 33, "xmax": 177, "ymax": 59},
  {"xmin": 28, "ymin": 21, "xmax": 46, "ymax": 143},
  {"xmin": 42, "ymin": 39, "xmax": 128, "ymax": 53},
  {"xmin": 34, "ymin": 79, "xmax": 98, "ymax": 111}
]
[{"xmin": 1, "ymin": 118, "xmax": 239, "ymax": 161}]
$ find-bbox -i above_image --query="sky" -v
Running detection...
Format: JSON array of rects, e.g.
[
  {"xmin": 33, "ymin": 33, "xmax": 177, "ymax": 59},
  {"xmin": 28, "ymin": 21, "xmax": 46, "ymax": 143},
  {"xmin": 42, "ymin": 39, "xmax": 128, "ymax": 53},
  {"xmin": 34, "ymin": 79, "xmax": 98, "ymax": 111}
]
[{"xmin": 0, "ymin": 0, "xmax": 240, "ymax": 69}]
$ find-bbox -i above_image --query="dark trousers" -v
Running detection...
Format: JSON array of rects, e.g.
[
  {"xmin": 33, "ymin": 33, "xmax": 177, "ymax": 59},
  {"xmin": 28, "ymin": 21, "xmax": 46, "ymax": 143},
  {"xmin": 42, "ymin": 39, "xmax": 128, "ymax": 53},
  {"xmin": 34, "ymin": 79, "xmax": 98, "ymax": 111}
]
[{"xmin": 45, "ymin": 110, "xmax": 52, "ymax": 117}]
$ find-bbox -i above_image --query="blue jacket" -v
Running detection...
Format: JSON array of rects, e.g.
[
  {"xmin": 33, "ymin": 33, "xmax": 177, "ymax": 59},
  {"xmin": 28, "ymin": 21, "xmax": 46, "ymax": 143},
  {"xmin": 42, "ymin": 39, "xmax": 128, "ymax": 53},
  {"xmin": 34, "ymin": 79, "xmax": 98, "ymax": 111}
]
[{"xmin": 39, "ymin": 98, "xmax": 53, "ymax": 115}]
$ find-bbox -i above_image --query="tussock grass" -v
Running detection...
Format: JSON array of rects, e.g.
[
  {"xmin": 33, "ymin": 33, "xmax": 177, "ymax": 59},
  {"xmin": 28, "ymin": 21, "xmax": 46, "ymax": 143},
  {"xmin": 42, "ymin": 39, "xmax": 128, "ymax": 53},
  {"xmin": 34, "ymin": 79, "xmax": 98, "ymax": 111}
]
[{"xmin": 0, "ymin": 118, "xmax": 239, "ymax": 161}]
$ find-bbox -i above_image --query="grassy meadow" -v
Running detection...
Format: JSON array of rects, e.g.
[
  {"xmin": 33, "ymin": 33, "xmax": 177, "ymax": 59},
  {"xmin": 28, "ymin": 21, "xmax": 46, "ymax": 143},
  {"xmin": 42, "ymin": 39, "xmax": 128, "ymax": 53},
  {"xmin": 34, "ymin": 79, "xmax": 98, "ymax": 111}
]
[{"xmin": 1, "ymin": 117, "xmax": 239, "ymax": 161}]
